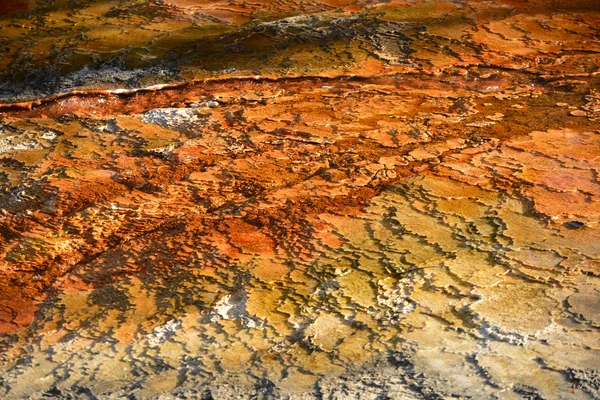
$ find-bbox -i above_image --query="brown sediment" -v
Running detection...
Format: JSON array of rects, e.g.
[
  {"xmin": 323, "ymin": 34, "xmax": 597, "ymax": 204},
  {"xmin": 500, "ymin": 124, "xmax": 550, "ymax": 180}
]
[
  {"xmin": 0, "ymin": 0, "xmax": 29, "ymax": 17},
  {"xmin": 0, "ymin": 70, "xmax": 585, "ymax": 119}
]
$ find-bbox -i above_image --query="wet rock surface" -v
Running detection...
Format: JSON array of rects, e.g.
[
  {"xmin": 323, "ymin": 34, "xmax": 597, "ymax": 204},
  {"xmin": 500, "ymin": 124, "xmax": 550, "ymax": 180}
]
[{"xmin": 0, "ymin": 0, "xmax": 600, "ymax": 398}]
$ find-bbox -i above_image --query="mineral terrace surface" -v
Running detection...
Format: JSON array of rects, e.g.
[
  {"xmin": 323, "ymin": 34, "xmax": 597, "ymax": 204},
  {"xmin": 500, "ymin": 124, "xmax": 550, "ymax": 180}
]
[{"xmin": 0, "ymin": 0, "xmax": 600, "ymax": 399}]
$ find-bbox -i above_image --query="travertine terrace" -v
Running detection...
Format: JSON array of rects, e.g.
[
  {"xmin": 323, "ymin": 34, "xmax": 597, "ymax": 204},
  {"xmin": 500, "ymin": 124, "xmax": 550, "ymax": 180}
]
[{"xmin": 0, "ymin": 0, "xmax": 599, "ymax": 398}]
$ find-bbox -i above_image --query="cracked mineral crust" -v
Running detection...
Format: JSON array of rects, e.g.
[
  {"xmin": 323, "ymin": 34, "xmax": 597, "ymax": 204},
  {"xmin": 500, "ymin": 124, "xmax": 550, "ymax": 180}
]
[{"xmin": 0, "ymin": 0, "xmax": 600, "ymax": 399}]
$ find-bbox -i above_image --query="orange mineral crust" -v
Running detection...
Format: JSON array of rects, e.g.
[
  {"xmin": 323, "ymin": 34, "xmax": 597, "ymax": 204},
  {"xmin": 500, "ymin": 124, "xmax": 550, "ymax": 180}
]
[{"xmin": 1, "ymin": 0, "xmax": 600, "ymax": 398}]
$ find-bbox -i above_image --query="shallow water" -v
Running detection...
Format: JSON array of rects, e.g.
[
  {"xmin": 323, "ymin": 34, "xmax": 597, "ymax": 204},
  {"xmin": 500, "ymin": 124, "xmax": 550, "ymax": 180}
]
[{"xmin": 0, "ymin": 1, "xmax": 600, "ymax": 398}]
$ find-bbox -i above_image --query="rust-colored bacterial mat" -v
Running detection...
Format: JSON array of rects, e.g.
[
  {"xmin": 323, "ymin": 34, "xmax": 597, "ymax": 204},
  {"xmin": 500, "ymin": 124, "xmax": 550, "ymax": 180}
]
[{"xmin": 0, "ymin": 0, "xmax": 600, "ymax": 398}]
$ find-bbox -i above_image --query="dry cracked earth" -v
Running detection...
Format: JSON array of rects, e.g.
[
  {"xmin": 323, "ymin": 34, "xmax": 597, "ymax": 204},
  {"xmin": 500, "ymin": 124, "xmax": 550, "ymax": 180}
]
[{"xmin": 1, "ymin": 0, "xmax": 600, "ymax": 399}]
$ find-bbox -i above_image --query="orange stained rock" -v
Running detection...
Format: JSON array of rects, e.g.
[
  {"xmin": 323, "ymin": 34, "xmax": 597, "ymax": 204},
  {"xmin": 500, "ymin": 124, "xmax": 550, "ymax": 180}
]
[{"xmin": 1, "ymin": 0, "xmax": 600, "ymax": 398}]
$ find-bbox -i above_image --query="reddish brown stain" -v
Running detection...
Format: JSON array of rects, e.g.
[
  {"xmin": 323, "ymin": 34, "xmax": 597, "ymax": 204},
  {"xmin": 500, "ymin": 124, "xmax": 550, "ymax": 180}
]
[{"xmin": 0, "ymin": 0, "xmax": 28, "ymax": 16}]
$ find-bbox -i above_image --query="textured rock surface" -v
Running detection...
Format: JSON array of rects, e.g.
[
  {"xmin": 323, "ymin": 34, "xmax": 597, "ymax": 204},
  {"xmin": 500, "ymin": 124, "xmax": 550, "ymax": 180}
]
[{"xmin": 1, "ymin": 0, "xmax": 600, "ymax": 398}]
